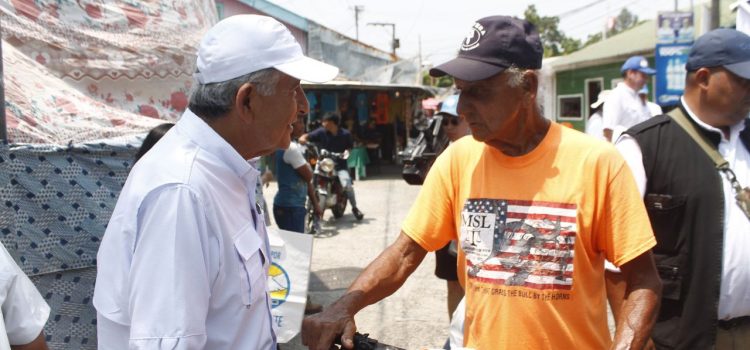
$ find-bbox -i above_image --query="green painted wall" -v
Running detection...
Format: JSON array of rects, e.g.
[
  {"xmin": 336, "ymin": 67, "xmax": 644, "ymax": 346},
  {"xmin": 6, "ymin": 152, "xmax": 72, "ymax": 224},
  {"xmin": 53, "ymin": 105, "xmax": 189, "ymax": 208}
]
[{"xmin": 555, "ymin": 58, "xmax": 655, "ymax": 132}]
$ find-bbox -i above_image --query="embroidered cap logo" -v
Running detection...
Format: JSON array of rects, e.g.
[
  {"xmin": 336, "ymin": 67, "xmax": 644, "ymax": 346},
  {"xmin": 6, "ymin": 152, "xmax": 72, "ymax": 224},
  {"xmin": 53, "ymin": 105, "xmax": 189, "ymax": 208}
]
[{"xmin": 461, "ymin": 22, "xmax": 486, "ymax": 51}]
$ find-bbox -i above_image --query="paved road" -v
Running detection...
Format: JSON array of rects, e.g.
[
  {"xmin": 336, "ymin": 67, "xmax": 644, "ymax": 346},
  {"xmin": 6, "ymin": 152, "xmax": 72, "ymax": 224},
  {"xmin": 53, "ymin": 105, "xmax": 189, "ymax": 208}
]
[{"xmin": 267, "ymin": 166, "xmax": 616, "ymax": 349}]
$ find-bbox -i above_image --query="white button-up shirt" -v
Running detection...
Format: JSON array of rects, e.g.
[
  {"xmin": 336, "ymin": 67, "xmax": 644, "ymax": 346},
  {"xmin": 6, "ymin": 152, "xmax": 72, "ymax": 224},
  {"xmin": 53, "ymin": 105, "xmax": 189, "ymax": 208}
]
[
  {"xmin": 603, "ymin": 82, "xmax": 653, "ymax": 140},
  {"xmin": 616, "ymin": 97, "xmax": 750, "ymax": 320},
  {"xmin": 0, "ymin": 244, "xmax": 50, "ymax": 348},
  {"xmin": 94, "ymin": 109, "xmax": 276, "ymax": 349}
]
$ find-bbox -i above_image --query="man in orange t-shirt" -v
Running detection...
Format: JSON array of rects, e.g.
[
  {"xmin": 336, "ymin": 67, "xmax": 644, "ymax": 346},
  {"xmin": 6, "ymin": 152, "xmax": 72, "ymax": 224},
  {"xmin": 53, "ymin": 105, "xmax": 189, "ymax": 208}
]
[{"xmin": 302, "ymin": 16, "xmax": 662, "ymax": 350}]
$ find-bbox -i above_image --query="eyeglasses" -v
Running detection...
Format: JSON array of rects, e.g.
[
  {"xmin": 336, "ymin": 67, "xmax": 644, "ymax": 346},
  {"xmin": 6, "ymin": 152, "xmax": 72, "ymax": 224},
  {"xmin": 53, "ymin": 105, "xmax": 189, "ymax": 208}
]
[{"xmin": 441, "ymin": 117, "xmax": 461, "ymax": 127}]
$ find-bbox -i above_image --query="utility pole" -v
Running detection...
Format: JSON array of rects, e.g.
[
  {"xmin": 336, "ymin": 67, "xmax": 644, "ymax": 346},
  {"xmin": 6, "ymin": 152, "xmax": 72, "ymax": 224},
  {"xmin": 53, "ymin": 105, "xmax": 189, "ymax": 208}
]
[
  {"xmin": 353, "ymin": 5, "xmax": 364, "ymax": 41},
  {"xmin": 367, "ymin": 22, "xmax": 399, "ymax": 58},
  {"xmin": 711, "ymin": 0, "xmax": 720, "ymax": 29}
]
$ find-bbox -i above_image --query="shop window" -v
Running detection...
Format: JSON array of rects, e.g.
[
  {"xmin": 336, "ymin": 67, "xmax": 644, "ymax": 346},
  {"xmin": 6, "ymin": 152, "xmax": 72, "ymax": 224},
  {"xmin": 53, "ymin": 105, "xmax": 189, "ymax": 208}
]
[{"xmin": 557, "ymin": 94, "xmax": 583, "ymax": 121}]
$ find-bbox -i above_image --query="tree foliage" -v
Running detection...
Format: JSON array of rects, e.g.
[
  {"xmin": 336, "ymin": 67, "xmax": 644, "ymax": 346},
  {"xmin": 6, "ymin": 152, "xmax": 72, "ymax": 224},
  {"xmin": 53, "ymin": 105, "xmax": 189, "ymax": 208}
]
[
  {"xmin": 524, "ymin": 5, "xmax": 580, "ymax": 57},
  {"xmin": 422, "ymin": 72, "xmax": 454, "ymax": 87},
  {"xmin": 583, "ymin": 8, "xmax": 640, "ymax": 48}
]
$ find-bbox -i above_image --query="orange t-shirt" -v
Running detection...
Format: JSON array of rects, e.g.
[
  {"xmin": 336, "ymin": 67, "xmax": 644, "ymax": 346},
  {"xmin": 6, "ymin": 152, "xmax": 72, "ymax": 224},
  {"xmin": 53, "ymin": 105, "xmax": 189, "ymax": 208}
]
[{"xmin": 402, "ymin": 122, "xmax": 655, "ymax": 349}]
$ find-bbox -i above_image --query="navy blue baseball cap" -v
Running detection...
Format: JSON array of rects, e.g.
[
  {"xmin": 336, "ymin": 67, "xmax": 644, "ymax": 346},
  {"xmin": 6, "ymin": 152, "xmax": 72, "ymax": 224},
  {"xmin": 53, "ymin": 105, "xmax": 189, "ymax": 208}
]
[
  {"xmin": 620, "ymin": 55, "xmax": 656, "ymax": 75},
  {"xmin": 686, "ymin": 28, "xmax": 750, "ymax": 79},
  {"xmin": 429, "ymin": 16, "xmax": 543, "ymax": 82}
]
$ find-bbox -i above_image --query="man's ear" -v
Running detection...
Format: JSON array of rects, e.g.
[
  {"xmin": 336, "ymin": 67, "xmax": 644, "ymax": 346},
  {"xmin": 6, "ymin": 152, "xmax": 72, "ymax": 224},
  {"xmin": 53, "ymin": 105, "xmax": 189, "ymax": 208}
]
[
  {"xmin": 693, "ymin": 68, "xmax": 712, "ymax": 91},
  {"xmin": 522, "ymin": 70, "xmax": 539, "ymax": 100},
  {"xmin": 234, "ymin": 83, "xmax": 254, "ymax": 119}
]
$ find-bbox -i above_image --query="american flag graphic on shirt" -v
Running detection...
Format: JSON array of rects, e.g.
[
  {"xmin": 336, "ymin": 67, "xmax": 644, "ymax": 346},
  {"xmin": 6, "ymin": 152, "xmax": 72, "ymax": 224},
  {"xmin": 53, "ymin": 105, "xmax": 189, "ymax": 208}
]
[{"xmin": 460, "ymin": 198, "xmax": 577, "ymax": 290}]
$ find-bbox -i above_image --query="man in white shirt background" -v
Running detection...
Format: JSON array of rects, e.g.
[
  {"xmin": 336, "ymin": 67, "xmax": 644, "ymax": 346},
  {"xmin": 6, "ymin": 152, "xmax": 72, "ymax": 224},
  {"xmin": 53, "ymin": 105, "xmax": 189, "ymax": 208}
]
[
  {"xmin": 586, "ymin": 89, "xmax": 610, "ymax": 140},
  {"xmin": 614, "ymin": 28, "xmax": 750, "ymax": 349},
  {"xmin": 602, "ymin": 55, "xmax": 656, "ymax": 142},
  {"xmin": 92, "ymin": 15, "xmax": 338, "ymax": 349},
  {"xmin": 638, "ymin": 86, "xmax": 663, "ymax": 117}
]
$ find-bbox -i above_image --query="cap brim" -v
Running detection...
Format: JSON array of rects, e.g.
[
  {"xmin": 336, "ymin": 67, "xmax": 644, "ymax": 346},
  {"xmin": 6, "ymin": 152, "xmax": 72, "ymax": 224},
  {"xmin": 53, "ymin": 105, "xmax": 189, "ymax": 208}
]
[
  {"xmin": 725, "ymin": 60, "xmax": 750, "ymax": 80},
  {"xmin": 275, "ymin": 56, "xmax": 339, "ymax": 83},
  {"xmin": 638, "ymin": 67, "xmax": 657, "ymax": 75},
  {"xmin": 429, "ymin": 57, "xmax": 506, "ymax": 82}
]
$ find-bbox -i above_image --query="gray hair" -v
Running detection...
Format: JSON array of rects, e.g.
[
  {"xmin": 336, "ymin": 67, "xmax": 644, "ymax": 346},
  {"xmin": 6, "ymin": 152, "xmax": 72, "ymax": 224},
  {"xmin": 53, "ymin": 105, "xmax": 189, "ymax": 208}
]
[
  {"xmin": 505, "ymin": 66, "xmax": 527, "ymax": 88},
  {"xmin": 188, "ymin": 68, "xmax": 280, "ymax": 119},
  {"xmin": 504, "ymin": 66, "xmax": 544, "ymax": 115}
]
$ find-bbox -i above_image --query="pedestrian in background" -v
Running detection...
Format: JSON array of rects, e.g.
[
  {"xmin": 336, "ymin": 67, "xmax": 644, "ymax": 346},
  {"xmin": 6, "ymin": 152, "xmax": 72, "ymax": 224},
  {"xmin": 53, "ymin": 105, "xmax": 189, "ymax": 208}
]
[
  {"xmin": 300, "ymin": 113, "xmax": 365, "ymax": 220},
  {"xmin": 586, "ymin": 90, "xmax": 610, "ymax": 140},
  {"xmin": 603, "ymin": 55, "xmax": 656, "ymax": 142},
  {"xmin": 638, "ymin": 86, "xmax": 663, "ymax": 117}
]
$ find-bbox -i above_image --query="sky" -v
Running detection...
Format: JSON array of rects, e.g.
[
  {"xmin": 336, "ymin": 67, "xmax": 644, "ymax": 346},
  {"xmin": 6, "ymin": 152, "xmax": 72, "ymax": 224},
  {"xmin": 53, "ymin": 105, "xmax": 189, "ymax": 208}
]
[{"xmin": 267, "ymin": 0, "xmax": 693, "ymax": 65}]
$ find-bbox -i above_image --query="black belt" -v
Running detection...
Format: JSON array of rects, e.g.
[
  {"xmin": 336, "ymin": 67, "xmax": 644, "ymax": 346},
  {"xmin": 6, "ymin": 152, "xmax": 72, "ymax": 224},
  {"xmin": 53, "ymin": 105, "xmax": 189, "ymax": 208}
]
[{"xmin": 718, "ymin": 316, "xmax": 750, "ymax": 330}]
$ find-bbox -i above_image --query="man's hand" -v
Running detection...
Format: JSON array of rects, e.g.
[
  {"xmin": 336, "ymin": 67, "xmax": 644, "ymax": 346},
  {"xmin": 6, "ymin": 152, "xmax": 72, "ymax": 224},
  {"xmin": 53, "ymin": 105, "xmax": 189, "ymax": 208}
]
[{"xmin": 302, "ymin": 297, "xmax": 358, "ymax": 350}]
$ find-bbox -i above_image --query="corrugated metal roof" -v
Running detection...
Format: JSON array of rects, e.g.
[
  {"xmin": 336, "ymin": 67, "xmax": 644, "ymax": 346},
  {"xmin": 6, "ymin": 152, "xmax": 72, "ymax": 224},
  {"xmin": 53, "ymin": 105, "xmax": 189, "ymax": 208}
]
[{"xmin": 549, "ymin": 20, "xmax": 656, "ymax": 72}]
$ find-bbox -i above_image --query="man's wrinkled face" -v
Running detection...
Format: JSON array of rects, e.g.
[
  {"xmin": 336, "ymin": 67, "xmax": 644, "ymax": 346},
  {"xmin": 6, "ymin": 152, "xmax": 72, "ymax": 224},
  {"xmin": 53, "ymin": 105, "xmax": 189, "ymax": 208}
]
[
  {"xmin": 454, "ymin": 71, "xmax": 525, "ymax": 145},
  {"xmin": 252, "ymin": 73, "xmax": 307, "ymax": 150}
]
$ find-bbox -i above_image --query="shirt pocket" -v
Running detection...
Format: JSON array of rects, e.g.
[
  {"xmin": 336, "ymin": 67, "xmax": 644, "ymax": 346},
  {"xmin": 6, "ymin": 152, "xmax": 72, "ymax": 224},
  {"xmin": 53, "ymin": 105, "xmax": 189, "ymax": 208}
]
[
  {"xmin": 645, "ymin": 193, "xmax": 687, "ymax": 301},
  {"xmin": 233, "ymin": 225, "xmax": 267, "ymax": 306},
  {"xmin": 644, "ymin": 193, "xmax": 687, "ymax": 254}
]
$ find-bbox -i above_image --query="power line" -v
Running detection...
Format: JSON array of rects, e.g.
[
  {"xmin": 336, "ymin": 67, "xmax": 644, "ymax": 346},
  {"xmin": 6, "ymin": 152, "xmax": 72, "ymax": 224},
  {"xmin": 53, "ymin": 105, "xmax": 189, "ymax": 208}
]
[
  {"xmin": 561, "ymin": 0, "xmax": 645, "ymax": 35},
  {"xmin": 555, "ymin": 0, "xmax": 609, "ymax": 19}
]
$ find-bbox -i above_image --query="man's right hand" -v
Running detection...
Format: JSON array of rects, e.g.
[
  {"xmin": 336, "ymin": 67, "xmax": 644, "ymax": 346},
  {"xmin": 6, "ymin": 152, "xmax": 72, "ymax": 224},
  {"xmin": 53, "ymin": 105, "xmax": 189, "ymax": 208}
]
[{"xmin": 301, "ymin": 301, "xmax": 358, "ymax": 350}]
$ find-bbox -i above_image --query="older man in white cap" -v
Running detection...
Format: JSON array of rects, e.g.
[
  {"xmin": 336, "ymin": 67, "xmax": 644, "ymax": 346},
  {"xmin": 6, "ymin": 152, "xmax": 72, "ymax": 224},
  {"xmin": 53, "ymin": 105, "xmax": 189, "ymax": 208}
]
[{"xmin": 93, "ymin": 15, "xmax": 338, "ymax": 349}]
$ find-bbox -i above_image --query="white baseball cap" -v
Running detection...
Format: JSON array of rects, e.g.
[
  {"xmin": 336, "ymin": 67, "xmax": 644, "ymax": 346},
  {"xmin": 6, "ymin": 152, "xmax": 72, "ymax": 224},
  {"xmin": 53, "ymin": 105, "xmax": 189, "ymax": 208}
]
[{"xmin": 194, "ymin": 14, "xmax": 339, "ymax": 84}]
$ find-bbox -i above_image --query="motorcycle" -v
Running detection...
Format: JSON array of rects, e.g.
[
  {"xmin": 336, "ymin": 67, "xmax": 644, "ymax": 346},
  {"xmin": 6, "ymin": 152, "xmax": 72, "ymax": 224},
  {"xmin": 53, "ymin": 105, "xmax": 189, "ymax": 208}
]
[{"xmin": 305, "ymin": 144, "xmax": 350, "ymax": 233}]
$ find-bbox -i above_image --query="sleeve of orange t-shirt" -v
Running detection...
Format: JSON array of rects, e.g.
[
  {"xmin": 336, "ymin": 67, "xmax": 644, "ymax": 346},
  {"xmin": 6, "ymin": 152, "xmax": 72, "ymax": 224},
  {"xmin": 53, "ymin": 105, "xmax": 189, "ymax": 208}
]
[
  {"xmin": 594, "ymin": 150, "xmax": 657, "ymax": 267},
  {"xmin": 401, "ymin": 147, "xmax": 456, "ymax": 252}
]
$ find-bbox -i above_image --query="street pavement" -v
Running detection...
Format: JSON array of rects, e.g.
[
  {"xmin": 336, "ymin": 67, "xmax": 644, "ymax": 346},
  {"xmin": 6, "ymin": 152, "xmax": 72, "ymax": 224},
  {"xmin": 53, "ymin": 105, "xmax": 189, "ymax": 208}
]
[{"xmin": 268, "ymin": 165, "xmax": 616, "ymax": 350}]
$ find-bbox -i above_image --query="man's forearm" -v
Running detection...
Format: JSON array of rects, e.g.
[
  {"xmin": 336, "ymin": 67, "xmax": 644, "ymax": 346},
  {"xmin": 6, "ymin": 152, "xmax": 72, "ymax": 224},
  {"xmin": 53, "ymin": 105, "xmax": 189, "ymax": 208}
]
[
  {"xmin": 612, "ymin": 287, "xmax": 660, "ymax": 349},
  {"xmin": 612, "ymin": 252, "xmax": 662, "ymax": 350},
  {"xmin": 330, "ymin": 232, "xmax": 427, "ymax": 316}
]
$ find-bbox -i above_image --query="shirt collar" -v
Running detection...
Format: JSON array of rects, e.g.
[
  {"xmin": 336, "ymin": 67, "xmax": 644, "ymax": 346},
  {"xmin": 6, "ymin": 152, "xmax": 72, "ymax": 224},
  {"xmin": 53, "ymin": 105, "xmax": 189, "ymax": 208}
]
[
  {"xmin": 177, "ymin": 109, "xmax": 258, "ymax": 181},
  {"xmin": 681, "ymin": 96, "xmax": 746, "ymax": 142},
  {"xmin": 618, "ymin": 82, "xmax": 639, "ymax": 98}
]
